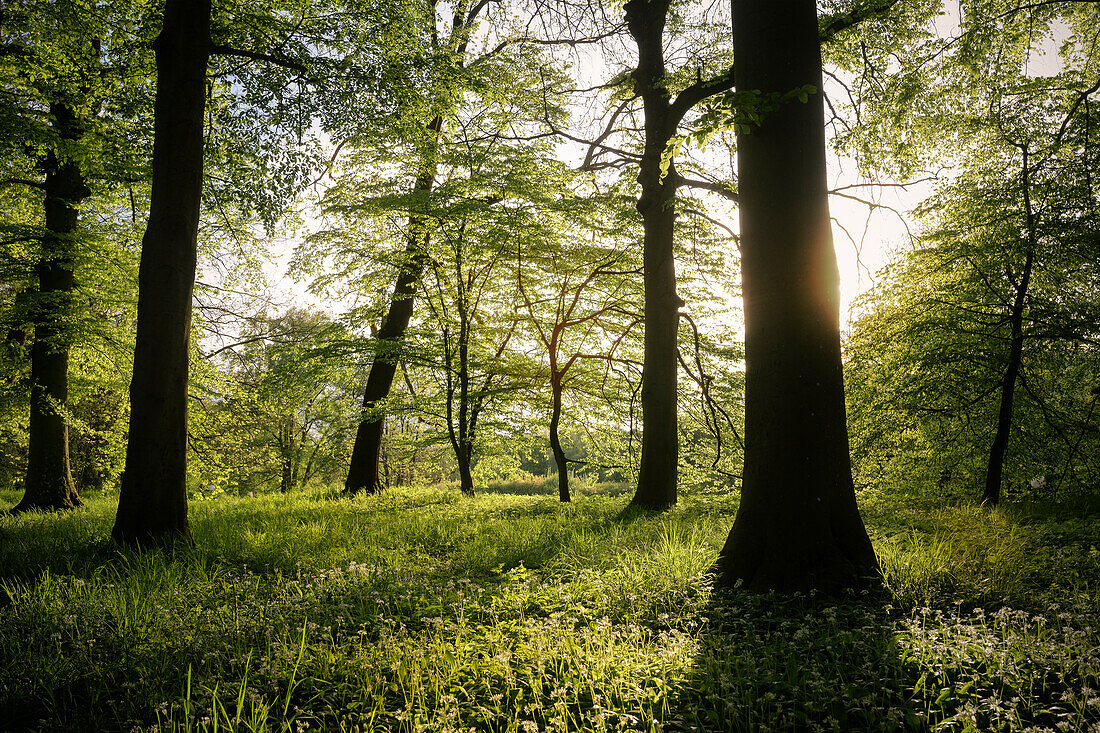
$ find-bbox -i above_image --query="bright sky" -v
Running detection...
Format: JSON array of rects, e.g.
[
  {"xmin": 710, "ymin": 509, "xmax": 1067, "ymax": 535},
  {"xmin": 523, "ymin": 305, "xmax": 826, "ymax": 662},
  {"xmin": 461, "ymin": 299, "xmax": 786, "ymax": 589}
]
[{"xmin": 828, "ymin": 162, "xmax": 923, "ymax": 324}]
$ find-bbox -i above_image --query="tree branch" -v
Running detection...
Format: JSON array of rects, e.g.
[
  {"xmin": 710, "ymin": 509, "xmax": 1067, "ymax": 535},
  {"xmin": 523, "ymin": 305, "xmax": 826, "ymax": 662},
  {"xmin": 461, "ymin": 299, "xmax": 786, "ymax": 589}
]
[
  {"xmin": 209, "ymin": 44, "xmax": 308, "ymax": 74},
  {"xmin": 819, "ymin": 0, "xmax": 904, "ymax": 42},
  {"xmin": 672, "ymin": 173, "xmax": 738, "ymax": 201},
  {"xmin": 670, "ymin": 67, "xmax": 735, "ymax": 121}
]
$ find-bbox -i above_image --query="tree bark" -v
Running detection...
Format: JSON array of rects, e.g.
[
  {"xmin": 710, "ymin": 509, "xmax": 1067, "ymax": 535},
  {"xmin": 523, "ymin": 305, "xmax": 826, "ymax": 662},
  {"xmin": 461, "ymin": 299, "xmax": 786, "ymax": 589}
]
[
  {"xmin": 279, "ymin": 420, "xmax": 294, "ymax": 493},
  {"xmin": 343, "ymin": 149, "xmax": 438, "ymax": 495},
  {"xmin": 12, "ymin": 104, "xmax": 89, "ymax": 513},
  {"xmin": 626, "ymin": 0, "xmax": 681, "ymax": 511},
  {"xmin": 455, "ymin": 316, "xmax": 476, "ymax": 497},
  {"xmin": 112, "ymin": 0, "xmax": 211, "ymax": 546},
  {"xmin": 714, "ymin": 0, "xmax": 877, "ymax": 593},
  {"xmin": 549, "ymin": 375, "xmax": 570, "ymax": 502},
  {"xmin": 983, "ymin": 147, "xmax": 1037, "ymax": 507}
]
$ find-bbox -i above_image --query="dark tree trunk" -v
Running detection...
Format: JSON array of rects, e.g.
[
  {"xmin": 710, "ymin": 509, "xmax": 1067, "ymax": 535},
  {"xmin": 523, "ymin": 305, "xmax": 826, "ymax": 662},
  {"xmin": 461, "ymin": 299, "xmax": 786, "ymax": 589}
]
[
  {"xmin": 112, "ymin": 0, "xmax": 211, "ymax": 546},
  {"xmin": 454, "ymin": 317, "xmax": 475, "ymax": 497},
  {"xmin": 626, "ymin": 0, "xmax": 680, "ymax": 511},
  {"xmin": 279, "ymin": 421, "xmax": 294, "ymax": 493},
  {"xmin": 456, "ymin": 443, "xmax": 474, "ymax": 497},
  {"xmin": 344, "ymin": 149, "xmax": 439, "ymax": 495},
  {"xmin": 983, "ymin": 148, "xmax": 1037, "ymax": 507},
  {"xmin": 342, "ymin": 1, "xmax": 493, "ymax": 497},
  {"xmin": 714, "ymin": 0, "xmax": 877, "ymax": 593},
  {"xmin": 549, "ymin": 376, "xmax": 570, "ymax": 502},
  {"xmin": 13, "ymin": 104, "xmax": 89, "ymax": 513}
]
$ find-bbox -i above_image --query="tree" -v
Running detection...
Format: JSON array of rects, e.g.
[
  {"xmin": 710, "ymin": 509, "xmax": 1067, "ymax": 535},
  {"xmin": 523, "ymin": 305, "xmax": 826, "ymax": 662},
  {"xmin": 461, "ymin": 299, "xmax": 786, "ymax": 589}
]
[
  {"xmin": 340, "ymin": 0, "xmax": 484, "ymax": 496},
  {"xmin": 112, "ymin": 0, "xmax": 212, "ymax": 545},
  {"xmin": 188, "ymin": 309, "xmax": 358, "ymax": 494},
  {"xmin": 515, "ymin": 241, "xmax": 642, "ymax": 502},
  {"xmin": 622, "ymin": 0, "xmax": 735, "ymax": 510},
  {"xmin": 713, "ymin": 0, "xmax": 877, "ymax": 592},
  {"xmin": 12, "ymin": 102, "xmax": 90, "ymax": 513},
  {"xmin": 112, "ymin": 0, "xmax": 397, "ymax": 540},
  {"xmin": 846, "ymin": 107, "xmax": 1100, "ymax": 504},
  {"xmin": 1, "ymin": 0, "xmax": 147, "ymax": 512},
  {"xmin": 838, "ymin": 0, "xmax": 1100, "ymax": 504}
]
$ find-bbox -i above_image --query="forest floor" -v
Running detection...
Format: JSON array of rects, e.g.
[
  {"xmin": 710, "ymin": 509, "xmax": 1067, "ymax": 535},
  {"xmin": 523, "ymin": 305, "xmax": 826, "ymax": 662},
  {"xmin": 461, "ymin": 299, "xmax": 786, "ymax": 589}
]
[{"xmin": 1, "ymin": 480, "xmax": 1098, "ymax": 732}]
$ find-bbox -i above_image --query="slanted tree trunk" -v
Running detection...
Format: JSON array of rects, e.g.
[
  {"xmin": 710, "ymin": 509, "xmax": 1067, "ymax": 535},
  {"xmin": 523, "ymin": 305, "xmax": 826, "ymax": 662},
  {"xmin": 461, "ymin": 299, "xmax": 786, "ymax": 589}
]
[
  {"xmin": 343, "ymin": 152, "xmax": 438, "ymax": 495},
  {"xmin": 714, "ymin": 0, "xmax": 877, "ymax": 593},
  {"xmin": 13, "ymin": 104, "xmax": 89, "ymax": 513},
  {"xmin": 112, "ymin": 0, "xmax": 211, "ymax": 546},
  {"xmin": 983, "ymin": 147, "xmax": 1037, "ymax": 507},
  {"xmin": 626, "ymin": 0, "xmax": 681, "ymax": 511},
  {"xmin": 343, "ymin": 0, "xmax": 484, "ymax": 498},
  {"xmin": 549, "ymin": 374, "xmax": 570, "ymax": 502}
]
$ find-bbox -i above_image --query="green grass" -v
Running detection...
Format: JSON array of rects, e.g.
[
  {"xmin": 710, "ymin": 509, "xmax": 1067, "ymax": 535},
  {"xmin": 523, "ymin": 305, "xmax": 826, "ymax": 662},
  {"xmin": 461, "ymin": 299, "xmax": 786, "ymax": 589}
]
[{"xmin": 1, "ymin": 484, "xmax": 1098, "ymax": 732}]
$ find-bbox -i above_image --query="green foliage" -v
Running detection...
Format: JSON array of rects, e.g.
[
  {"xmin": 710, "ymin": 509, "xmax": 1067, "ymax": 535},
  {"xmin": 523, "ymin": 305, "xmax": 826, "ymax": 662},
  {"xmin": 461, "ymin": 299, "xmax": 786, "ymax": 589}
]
[
  {"xmin": 188, "ymin": 309, "xmax": 359, "ymax": 496},
  {"xmin": 841, "ymin": 0, "xmax": 1100, "ymax": 501}
]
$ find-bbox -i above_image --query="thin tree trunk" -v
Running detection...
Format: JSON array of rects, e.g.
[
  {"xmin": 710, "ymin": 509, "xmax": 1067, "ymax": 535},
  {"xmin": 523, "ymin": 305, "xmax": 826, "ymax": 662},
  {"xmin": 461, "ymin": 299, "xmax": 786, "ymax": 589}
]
[
  {"xmin": 626, "ymin": 0, "xmax": 680, "ymax": 511},
  {"xmin": 112, "ymin": 0, "xmax": 211, "ymax": 546},
  {"xmin": 549, "ymin": 377, "xmax": 570, "ymax": 502},
  {"xmin": 13, "ymin": 104, "xmax": 89, "ymax": 513},
  {"xmin": 343, "ymin": 145, "xmax": 439, "ymax": 495},
  {"xmin": 714, "ymin": 0, "xmax": 877, "ymax": 593},
  {"xmin": 279, "ymin": 421, "xmax": 293, "ymax": 493},
  {"xmin": 456, "ymin": 316, "xmax": 475, "ymax": 497},
  {"xmin": 983, "ymin": 148, "xmax": 1037, "ymax": 506}
]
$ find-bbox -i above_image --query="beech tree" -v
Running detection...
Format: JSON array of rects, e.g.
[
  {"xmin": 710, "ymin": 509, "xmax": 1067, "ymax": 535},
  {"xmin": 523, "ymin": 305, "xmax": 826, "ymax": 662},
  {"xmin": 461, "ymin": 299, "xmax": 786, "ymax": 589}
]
[
  {"xmin": 1, "ymin": 0, "xmax": 147, "ymax": 512},
  {"xmin": 713, "ymin": 0, "xmax": 877, "ymax": 592},
  {"xmin": 111, "ymin": 0, "xmax": 212, "ymax": 545},
  {"xmin": 339, "ymin": 0, "xmax": 484, "ymax": 496},
  {"xmin": 621, "ymin": 0, "xmax": 735, "ymax": 511},
  {"xmin": 111, "ymin": 0, "xmax": 401, "ymax": 541}
]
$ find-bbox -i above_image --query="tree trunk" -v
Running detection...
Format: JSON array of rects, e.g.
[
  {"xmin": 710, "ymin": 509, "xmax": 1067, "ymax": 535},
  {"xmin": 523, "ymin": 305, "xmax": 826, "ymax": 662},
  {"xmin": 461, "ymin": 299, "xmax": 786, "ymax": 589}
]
[
  {"xmin": 456, "ymin": 442, "xmax": 475, "ymax": 497},
  {"xmin": 983, "ymin": 148, "xmax": 1037, "ymax": 507},
  {"xmin": 344, "ymin": 146, "xmax": 439, "ymax": 495},
  {"xmin": 112, "ymin": 0, "xmax": 211, "ymax": 546},
  {"xmin": 455, "ymin": 317, "xmax": 475, "ymax": 497},
  {"xmin": 714, "ymin": 0, "xmax": 877, "ymax": 593},
  {"xmin": 549, "ymin": 377, "xmax": 570, "ymax": 502},
  {"xmin": 13, "ymin": 104, "xmax": 89, "ymax": 514},
  {"xmin": 279, "ymin": 421, "xmax": 293, "ymax": 493},
  {"xmin": 626, "ymin": 0, "xmax": 680, "ymax": 511}
]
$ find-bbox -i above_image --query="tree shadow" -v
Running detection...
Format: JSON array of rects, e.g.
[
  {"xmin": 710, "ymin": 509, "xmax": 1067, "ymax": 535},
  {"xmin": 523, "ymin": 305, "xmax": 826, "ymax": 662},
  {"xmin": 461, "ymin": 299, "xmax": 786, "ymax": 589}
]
[{"xmin": 663, "ymin": 588, "xmax": 925, "ymax": 732}]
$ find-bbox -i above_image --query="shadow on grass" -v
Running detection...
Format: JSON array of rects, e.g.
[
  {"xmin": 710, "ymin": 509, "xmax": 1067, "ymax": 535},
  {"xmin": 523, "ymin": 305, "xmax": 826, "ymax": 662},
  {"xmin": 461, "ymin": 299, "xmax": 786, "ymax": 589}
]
[{"xmin": 663, "ymin": 589, "xmax": 922, "ymax": 732}]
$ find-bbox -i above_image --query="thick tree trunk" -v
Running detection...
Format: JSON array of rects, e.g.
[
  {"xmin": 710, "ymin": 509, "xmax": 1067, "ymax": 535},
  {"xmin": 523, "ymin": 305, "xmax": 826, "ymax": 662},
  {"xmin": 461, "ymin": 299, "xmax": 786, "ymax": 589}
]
[
  {"xmin": 112, "ymin": 0, "xmax": 211, "ymax": 546},
  {"xmin": 456, "ymin": 442, "xmax": 475, "ymax": 497},
  {"xmin": 983, "ymin": 150, "xmax": 1037, "ymax": 507},
  {"xmin": 13, "ymin": 104, "xmax": 89, "ymax": 513},
  {"xmin": 549, "ymin": 378, "xmax": 570, "ymax": 502},
  {"xmin": 626, "ymin": 0, "xmax": 680, "ymax": 511},
  {"xmin": 344, "ymin": 151, "xmax": 438, "ymax": 495},
  {"xmin": 714, "ymin": 0, "xmax": 877, "ymax": 593}
]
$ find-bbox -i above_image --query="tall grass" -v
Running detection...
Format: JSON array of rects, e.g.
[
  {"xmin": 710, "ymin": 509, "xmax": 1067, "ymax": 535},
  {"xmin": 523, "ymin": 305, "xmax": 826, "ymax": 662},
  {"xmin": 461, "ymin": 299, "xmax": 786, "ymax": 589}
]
[{"xmin": 1, "ymin": 485, "xmax": 1098, "ymax": 732}]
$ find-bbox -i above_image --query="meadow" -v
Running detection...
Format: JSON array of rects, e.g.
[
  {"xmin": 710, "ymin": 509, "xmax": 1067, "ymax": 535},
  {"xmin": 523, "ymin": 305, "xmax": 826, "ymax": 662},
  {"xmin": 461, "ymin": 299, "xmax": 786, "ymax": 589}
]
[{"xmin": 1, "ymin": 481, "xmax": 1098, "ymax": 732}]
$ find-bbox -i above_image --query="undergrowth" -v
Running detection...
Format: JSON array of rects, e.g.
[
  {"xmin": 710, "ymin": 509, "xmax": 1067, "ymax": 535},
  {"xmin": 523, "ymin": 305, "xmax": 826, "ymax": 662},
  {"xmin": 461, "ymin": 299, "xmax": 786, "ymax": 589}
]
[{"xmin": 1, "ymin": 485, "xmax": 1097, "ymax": 732}]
